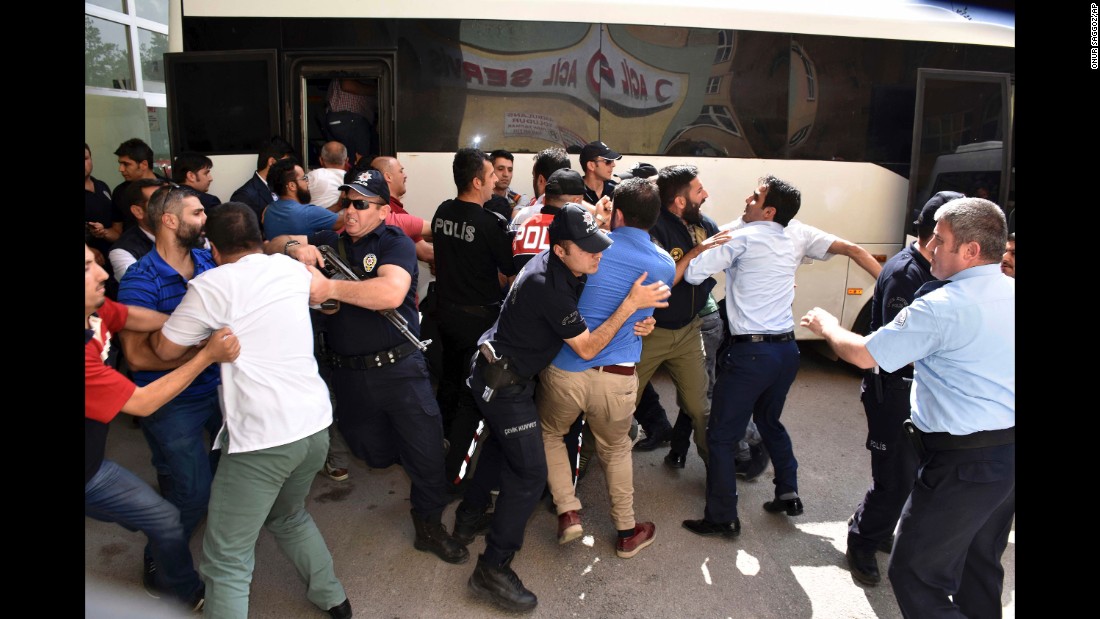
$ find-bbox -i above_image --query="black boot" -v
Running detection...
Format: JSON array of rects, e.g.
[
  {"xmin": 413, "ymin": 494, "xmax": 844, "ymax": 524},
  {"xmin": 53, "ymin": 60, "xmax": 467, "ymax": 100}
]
[
  {"xmin": 453, "ymin": 504, "xmax": 492, "ymax": 545},
  {"xmin": 468, "ymin": 553, "xmax": 537, "ymax": 612},
  {"xmin": 411, "ymin": 510, "xmax": 469, "ymax": 564}
]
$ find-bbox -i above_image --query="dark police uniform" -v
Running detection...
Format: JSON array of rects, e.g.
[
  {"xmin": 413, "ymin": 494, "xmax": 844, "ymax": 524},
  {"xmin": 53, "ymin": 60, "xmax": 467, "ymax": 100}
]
[
  {"xmin": 430, "ymin": 198, "xmax": 518, "ymax": 483},
  {"xmin": 848, "ymin": 242, "xmax": 932, "ymax": 556},
  {"xmin": 454, "ymin": 249, "xmax": 588, "ymax": 567},
  {"xmin": 308, "ymin": 225, "xmax": 450, "ymax": 522},
  {"xmin": 583, "ymin": 179, "xmax": 617, "ymax": 206},
  {"xmin": 633, "ymin": 210, "xmax": 718, "ymax": 457}
]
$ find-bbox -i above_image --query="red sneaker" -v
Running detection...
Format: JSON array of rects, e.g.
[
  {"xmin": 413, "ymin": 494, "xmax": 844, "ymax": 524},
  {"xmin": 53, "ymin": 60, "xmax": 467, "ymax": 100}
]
[
  {"xmin": 616, "ymin": 522, "xmax": 656, "ymax": 558},
  {"xmin": 557, "ymin": 510, "xmax": 583, "ymax": 544}
]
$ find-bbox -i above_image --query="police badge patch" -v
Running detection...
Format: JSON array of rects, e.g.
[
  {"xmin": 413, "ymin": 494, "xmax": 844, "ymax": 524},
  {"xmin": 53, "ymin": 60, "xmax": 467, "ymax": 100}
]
[
  {"xmin": 363, "ymin": 254, "xmax": 378, "ymax": 272},
  {"xmin": 670, "ymin": 247, "xmax": 684, "ymax": 261},
  {"xmin": 892, "ymin": 307, "xmax": 909, "ymax": 328}
]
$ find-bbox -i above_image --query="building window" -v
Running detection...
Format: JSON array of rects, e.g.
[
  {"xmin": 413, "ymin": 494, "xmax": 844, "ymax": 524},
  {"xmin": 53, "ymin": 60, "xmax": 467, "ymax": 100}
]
[
  {"xmin": 706, "ymin": 76, "xmax": 722, "ymax": 95},
  {"xmin": 85, "ymin": 14, "xmax": 134, "ymax": 91},
  {"xmin": 714, "ymin": 30, "xmax": 733, "ymax": 64},
  {"xmin": 85, "ymin": 1, "xmax": 168, "ymax": 105}
]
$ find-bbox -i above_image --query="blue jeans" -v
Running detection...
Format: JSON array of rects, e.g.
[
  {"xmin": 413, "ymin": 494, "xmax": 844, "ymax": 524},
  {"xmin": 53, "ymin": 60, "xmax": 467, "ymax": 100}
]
[
  {"xmin": 85, "ymin": 459, "xmax": 203, "ymax": 603},
  {"xmin": 139, "ymin": 390, "xmax": 222, "ymax": 547}
]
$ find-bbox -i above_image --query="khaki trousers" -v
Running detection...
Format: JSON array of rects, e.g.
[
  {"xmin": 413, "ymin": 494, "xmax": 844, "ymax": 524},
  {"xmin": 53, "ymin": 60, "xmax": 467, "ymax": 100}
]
[
  {"xmin": 537, "ymin": 364, "xmax": 638, "ymax": 530},
  {"xmin": 636, "ymin": 317, "xmax": 710, "ymax": 462}
]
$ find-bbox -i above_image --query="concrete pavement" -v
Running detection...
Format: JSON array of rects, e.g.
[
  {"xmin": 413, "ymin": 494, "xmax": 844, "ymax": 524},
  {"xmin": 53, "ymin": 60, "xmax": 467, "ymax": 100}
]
[{"xmin": 85, "ymin": 348, "xmax": 1015, "ymax": 618}]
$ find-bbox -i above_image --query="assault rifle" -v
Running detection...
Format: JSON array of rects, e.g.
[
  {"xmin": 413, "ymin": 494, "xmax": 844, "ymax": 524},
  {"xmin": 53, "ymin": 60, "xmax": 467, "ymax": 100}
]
[{"xmin": 315, "ymin": 244, "xmax": 431, "ymax": 352}]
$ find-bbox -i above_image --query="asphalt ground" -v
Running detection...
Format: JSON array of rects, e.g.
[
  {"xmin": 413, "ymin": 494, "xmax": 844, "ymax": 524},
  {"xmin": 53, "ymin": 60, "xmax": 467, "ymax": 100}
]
[{"xmin": 85, "ymin": 346, "xmax": 1015, "ymax": 618}]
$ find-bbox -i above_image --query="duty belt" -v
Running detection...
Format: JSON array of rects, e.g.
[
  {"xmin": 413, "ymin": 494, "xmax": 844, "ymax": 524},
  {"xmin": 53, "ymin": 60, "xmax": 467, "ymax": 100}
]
[
  {"xmin": 327, "ymin": 341, "xmax": 420, "ymax": 370},
  {"xmin": 903, "ymin": 419, "xmax": 1014, "ymax": 459},
  {"xmin": 730, "ymin": 331, "xmax": 795, "ymax": 344}
]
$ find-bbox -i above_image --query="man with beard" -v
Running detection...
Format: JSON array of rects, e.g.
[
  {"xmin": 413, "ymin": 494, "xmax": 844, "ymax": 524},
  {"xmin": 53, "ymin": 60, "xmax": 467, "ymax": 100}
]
[
  {"xmin": 117, "ymin": 184, "xmax": 224, "ymax": 594},
  {"xmin": 633, "ymin": 165, "xmax": 732, "ymax": 471},
  {"xmin": 261, "ymin": 158, "xmax": 346, "ymax": 239}
]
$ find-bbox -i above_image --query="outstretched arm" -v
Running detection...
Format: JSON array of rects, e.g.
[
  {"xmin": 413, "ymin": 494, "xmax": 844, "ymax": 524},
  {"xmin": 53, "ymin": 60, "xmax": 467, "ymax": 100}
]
[{"xmin": 800, "ymin": 307, "xmax": 877, "ymax": 369}]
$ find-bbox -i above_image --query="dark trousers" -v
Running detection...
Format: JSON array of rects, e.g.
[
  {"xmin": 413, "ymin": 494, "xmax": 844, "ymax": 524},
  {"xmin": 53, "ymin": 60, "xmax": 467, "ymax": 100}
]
[
  {"xmin": 704, "ymin": 340, "xmax": 799, "ymax": 523},
  {"xmin": 458, "ymin": 369, "xmax": 547, "ymax": 566},
  {"xmin": 848, "ymin": 374, "xmax": 919, "ymax": 551},
  {"xmin": 888, "ymin": 442, "xmax": 1015, "ymax": 618},
  {"xmin": 331, "ymin": 352, "xmax": 449, "ymax": 520},
  {"xmin": 439, "ymin": 310, "xmax": 498, "ymax": 480}
]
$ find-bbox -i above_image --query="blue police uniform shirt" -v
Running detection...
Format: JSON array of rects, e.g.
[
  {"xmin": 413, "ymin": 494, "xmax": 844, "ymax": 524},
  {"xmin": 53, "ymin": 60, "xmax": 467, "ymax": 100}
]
[
  {"xmin": 685, "ymin": 220, "xmax": 802, "ymax": 335},
  {"xmin": 264, "ymin": 198, "xmax": 337, "ymax": 240},
  {"xmin": 583, "ymin": 179, "xmax": 618, "ymax": 206},
  {"xmin": 871, "ymin": 242, "xmax": 934, "ymax": 332},
  {"xmin": 865, "ymin": 263, "xmax": 1014, "ymax": 435},
  {"xmin": 309, "ymin": 225, "xmax": 420, "ymax": 355},
  {"xmin": 117, "ymin": 248, "xmax": 221, "ymax": 395},
  {"xmin": 649, "ymin": 210, "xmax": 719, "ymax": 329},
  {"xmin": 552, "ymin": 226, "xmax": 675, "ymax": 371},
  {"xmin": 478, "ymin": 249, "xmax": 588, "ymax": 380}
]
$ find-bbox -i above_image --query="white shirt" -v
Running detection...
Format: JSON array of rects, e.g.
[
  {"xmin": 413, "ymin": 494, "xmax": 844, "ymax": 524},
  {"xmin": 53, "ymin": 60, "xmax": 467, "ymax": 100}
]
[
  {"xmin": 161, "ymin": 253, "xmax": 332, "ymax": 454},
  {"xmin": 307, "ymin": 167, "xmax": 347, "ymax": 209},
  {"xmin": 685, "ymin": 220, "xmax": 823, "ymax": 334},
  {"xmin": 721, "ymin": 217, "xmax": 837, "ymax": 261}
]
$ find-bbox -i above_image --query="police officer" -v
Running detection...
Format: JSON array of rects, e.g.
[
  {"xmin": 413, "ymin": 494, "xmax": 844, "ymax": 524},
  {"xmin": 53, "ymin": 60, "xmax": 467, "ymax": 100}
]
[
  {"xmin": 276, "ymin": 169, "xmax": 468, "ymax": 565},
  {"xmin": 430, "ymin": 148, "xmax": 518, "ymax": 487},
  {"xmin": 802, "ymin": 197, "xmax": 1014, "ymax": 618},
  {"xmin": 450, "ymin": 204, "xmax": 670, "ymax": 612},
  {"xmin": 842, "ymin": 192, "xmax": 947, "ymax": 586}
]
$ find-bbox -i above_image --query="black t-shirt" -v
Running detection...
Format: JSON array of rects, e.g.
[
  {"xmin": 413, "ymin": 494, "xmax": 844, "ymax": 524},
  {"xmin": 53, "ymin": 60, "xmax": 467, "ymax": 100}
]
[
  {"xmin": 430, "ymin": 198, "xmax": 517, "ymax": 307},
  {"xmin": 309, "ymin": 225, "xmax": 420, "ymax": 355},
  {"xmin": 583, "ymin": 179, "xmax": 618, "ymax": 205},
  {"xmin": 649, "ymin": 210, "xmax": 718, "ymax": 329},
  {"xmin": 483, "ymin": 195, "xmax": 514, "ymax": 221},
  {"xmin": 478, "ymin": 250, "xmax": 587, "ymax": 379},
  {"xmin": 85, "ymin": 177, "xmax": 123, "ymax": 257}
]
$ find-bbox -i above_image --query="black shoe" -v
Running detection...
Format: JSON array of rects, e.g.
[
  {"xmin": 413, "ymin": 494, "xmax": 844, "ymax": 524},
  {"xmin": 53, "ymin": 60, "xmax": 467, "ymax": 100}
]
[
  {"xmin": 468, "ymin": 554, "xmax": 538, "ymax": 612},
  {"xmin": 634, "ymin": 426, "xmax": 671, "ymax": 452},
  {"xmin": 877, "ymin": 534, "xmax": 895, "ymax": 554},
  {"xmin": 328, "ymin": 598, "xmax": 352, "ymax": 619},
  {"xmin": 846, "ymin": 547, "xmax": 881, "ymax": 585},
  {"xmin": 736, "ymin": 443, "xmax": 769, "ymax": 481},
  {"xmin": 664, "ymin": 451, "xmax": 687, "ymax": 469},
  {"xmin": 682, "ymin": 518, "xmax": 741, "ymax": 538},
  {"xmin": 763, "ymin": 496, "xmax": 804, "ymax": 516},
  {"xmin": 453, "ymin": 505, "xmax": 493, "ymax": 545},
  {"xmin": 411, "ymin": 510, "xmax": 470, "ymax": 564},
  {"xmin": 186, "ymin": 584, "xmax": 205, "ymax": 613},
  {"xmin": 142, "ymin": 557, "xmax": 161, "ymax": 599}
]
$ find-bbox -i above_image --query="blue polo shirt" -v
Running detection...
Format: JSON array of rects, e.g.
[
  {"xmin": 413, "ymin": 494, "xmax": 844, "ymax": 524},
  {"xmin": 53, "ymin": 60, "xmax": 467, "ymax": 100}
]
[
  {"xmin": 310, "ymin": 225, "xmax": 420, "ymax": 355},
  {"xmin": 866, "ymin": 264, "xmax": 1014, "ymax": 435},
  {"xmin": 479, "ymin": 250, "xmax": 588, "ymax": 380},
  {"xmin": 263, "ymin": 198, "xmax": 337, "ymax": 240},
  {"xmin": 116, "ymin": 248, "xmax": 220, "ymax": 395},
  {"xmin": 552, "ymin": 226, "xmax": 675, "ymax": 370}
]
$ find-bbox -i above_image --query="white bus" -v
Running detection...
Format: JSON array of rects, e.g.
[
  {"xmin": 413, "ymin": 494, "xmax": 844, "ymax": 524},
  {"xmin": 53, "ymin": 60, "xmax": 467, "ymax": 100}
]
[{"xmin": 164, "ymin": 0, "xmax": 1014, "ymax": 339}]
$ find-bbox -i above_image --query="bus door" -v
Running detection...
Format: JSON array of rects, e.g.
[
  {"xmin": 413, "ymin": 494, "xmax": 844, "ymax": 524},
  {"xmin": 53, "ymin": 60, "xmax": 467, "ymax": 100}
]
[
  {"xmin": 284, "ymin": 53, "xmax": 395, "ymax": 169},
  {"xmin": 907, "ymin": 69, "xmax": 1014, "ymax": 237}
]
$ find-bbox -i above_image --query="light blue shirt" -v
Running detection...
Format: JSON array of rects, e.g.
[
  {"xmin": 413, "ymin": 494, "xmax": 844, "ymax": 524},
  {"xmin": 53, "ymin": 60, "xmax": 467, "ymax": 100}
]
[
  {"xmin": 685, "ymin": 220, "xmax": 812, "ymax": 335},
  {"xmin": 552, "ymin": 226, "xmax": 675, "ymax": 371},
  {"xmin": 866, "ymin": 264, "xmax": 1014, "ymax": 434},
  {"xmin": 262, "ymin": 198, "xmax": 338, "ymax": 240}
]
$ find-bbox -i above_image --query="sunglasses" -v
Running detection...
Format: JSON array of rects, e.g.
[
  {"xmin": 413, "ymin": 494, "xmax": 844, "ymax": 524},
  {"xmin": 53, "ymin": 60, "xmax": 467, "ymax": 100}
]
[{"xmin": 342, "ymin": 197, "xmax": 387, "ymax": 210}]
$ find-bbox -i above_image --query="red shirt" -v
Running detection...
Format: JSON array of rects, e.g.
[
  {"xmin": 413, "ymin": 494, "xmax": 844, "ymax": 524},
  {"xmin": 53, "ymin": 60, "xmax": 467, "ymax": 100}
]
[{"xmin": 85, "ymin": 298, "xmax": 135, "ymax": 424}]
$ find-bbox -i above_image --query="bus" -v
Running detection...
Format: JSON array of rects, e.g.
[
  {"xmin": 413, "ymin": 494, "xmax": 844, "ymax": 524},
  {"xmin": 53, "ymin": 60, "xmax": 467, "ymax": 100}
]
[{"xmin": 163, "ymin": 0, "xmax": 1014, "ymax": 339}]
